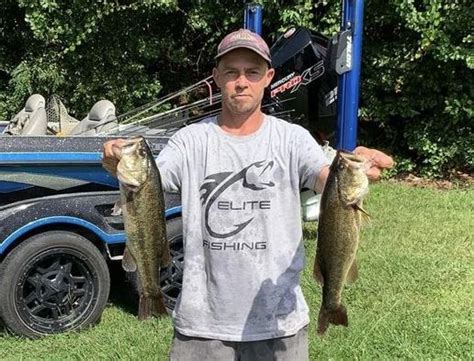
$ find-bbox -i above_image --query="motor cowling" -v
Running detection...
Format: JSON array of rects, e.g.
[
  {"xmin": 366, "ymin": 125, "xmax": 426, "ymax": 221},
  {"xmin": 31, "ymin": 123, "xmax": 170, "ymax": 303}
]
[{"xmin": 266, "ymin": 27, "xmax": 338, "ymax": 142}]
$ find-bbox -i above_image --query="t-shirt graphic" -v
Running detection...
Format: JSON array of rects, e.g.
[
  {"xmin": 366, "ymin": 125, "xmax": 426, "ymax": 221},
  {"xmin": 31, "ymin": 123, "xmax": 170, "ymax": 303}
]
[{"xmin": 200, "ymin": 160, "xmax": 275, "ymax": 241}]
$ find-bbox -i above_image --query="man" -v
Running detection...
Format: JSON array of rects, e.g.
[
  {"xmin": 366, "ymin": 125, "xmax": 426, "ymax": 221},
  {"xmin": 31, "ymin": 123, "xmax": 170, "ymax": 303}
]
[{"xmin": 103, "ymin": 29, "xmax": 393, "ymax": 360}]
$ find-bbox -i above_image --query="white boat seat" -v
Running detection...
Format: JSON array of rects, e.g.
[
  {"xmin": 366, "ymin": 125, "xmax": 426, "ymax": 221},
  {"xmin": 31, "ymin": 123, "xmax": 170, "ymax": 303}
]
[
  {"xmin": 3, "ymin": 94, "xmax": 47, "ymax": 135},
  {"xmin": 69, "ymin": 100, "xmax": 118, "ymax": 136}
]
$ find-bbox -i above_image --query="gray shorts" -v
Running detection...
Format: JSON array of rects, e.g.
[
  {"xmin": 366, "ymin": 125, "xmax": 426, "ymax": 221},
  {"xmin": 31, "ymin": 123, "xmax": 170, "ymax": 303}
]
[{"xmin": 169, "ymin": 326, "xmax": 308, "ymax": 361}]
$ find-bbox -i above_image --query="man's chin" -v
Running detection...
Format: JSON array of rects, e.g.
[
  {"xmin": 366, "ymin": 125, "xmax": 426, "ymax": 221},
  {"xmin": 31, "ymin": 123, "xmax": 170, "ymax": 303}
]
[{"xmin": 229, "ymin": 105, "xmax": 257, "ymax": 115}]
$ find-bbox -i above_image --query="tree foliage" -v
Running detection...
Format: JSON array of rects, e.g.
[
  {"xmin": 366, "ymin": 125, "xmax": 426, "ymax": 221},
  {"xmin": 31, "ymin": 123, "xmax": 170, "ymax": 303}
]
[
  {"xmin": 361, "ymin": 0, "xmax": 473, "ymax": 177},
  {"xmin": 0, "ymin": 0, "xmax": 471, "ymax": 177}
]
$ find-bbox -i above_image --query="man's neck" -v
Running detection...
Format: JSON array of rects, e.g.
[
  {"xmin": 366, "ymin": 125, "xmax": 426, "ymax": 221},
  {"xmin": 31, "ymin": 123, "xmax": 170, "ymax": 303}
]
[{"xmin": 217, "ymin": 108, "xmax": 265, "ymax": 136}]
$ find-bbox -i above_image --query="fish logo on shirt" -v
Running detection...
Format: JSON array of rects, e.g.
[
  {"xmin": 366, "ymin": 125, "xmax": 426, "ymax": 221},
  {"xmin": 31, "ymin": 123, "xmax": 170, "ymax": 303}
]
[{"xmin": 200, "ymin": 161, "xmax": 275, "ymax": 238}]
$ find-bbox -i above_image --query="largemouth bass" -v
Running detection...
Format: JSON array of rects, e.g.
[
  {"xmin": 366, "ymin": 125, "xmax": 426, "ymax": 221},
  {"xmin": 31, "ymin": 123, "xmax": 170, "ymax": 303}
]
[
  {"xmin": 313, "ymin": 150, "xmax": 369, "ymax": 335},
  {"xmin": 116, "ymin": 136, "xmax": 171, "ymax": 320}
]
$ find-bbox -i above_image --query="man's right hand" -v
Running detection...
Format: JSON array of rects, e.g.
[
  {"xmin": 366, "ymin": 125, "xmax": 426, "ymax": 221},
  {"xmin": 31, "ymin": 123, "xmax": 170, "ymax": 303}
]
[{"xmin": 102, "ymin": 139, "xmax": 127, "ymax": 177}]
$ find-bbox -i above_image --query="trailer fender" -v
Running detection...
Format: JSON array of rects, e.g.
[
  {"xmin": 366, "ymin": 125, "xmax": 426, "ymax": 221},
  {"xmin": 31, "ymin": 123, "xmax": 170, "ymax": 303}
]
[
  {"xmin": 0, "ymin": 206, "xmax": 182, "ymax": 254},
  {"xmin": 0, "ymin": 216, "xmax": 123, "ymax": 254}
]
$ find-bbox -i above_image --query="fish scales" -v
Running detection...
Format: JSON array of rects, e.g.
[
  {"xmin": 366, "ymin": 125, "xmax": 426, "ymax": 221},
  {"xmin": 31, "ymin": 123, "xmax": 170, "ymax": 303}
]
[
  {"xmin": 314, "ymin": 150, "xmax": 368, "ymax": 335},
  {"xmin": 117, "ymin": 136, "xmax": 171, "ymax": 320}
]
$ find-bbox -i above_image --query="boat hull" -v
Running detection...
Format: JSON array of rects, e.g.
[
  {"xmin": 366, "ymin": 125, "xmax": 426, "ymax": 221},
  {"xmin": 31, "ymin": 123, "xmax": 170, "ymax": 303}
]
[{"xmin": 0, "ymin": 135, "xmax": 170, "ymax": 201}]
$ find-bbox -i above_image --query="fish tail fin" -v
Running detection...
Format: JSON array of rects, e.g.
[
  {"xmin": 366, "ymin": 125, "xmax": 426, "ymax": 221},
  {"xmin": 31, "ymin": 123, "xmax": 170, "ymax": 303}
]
[
  {"xmin": 317, "ymin": 304, "xmax": 348, "ymax": 336},
  {"xmin": 138, "ymin": 293, "xmax": 168, "ymax": 320}
]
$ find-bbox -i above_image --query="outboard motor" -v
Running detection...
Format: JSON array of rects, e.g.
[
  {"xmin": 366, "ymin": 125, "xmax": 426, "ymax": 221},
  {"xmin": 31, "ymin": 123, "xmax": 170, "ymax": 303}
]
[
  {"xmin": 267, "ymin": 27, "xmax": 340, "ymax": 222},
  {"xmin": 267, "ymin": 27, "xmax": 338, "ymax": 143}
]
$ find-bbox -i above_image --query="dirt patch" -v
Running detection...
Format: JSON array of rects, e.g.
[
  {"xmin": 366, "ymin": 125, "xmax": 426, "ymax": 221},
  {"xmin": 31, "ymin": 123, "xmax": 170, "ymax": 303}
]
[{"xmin": 388, "ymin": 171, "xmax": 473, "ymax": 190}]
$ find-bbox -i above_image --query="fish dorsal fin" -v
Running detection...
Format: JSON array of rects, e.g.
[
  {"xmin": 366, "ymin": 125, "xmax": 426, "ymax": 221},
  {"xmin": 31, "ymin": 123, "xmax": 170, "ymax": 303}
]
[
  {"xmin": 122, "ymin": 246, "xmax": 137, "ymax": 272},
  {"xmin": 346, "ymin": 260, "xmax": 358, "ymax": 284}
]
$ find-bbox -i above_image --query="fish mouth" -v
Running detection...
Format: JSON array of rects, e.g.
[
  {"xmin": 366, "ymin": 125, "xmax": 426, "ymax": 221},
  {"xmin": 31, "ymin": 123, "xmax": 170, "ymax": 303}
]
[
  {"xmin": 339, "ymin": 151, "xmax": 367, "ymax": 169},
  {"xmin": 336, "ymin": 151, "xmax": 370, "ymax": 206},
  {"xmin": 339, "ymin": 151, "xmax": 365, "ymax": 163},
  {"xmin": 121, "ymin": 137, "xmax": 144, "ymax": 155},
  {"xmin": 116, "ymin": 136, "xmax": 149, "ymax": 191}
]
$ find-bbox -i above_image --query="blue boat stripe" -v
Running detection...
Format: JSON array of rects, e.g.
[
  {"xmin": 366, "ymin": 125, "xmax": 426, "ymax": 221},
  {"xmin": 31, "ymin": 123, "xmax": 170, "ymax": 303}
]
[
  {"xmin": 0, "ymin": 152, "xmax": 102, "ymax": 164},
  {"xmin": 0, "ymin": 207, "xmax": 182, "ymax": 254}
]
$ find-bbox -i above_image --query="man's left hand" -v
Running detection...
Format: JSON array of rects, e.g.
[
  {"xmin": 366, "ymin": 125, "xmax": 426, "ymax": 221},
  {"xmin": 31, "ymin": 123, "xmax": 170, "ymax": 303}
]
[{"xmin": 354, "ymin": 146, "xmax": 394, "ymax": 181}]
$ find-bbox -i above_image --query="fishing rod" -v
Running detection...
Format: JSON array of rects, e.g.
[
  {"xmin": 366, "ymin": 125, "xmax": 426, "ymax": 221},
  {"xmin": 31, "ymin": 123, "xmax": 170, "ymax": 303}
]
[
  {"xmin": 95, "ymin": 80, "xmax": 298, "ymax": 136},
  {"xmin": 106, "ymin": 97, "xmax": 221, "ymax": 136},
  {"xmin": 107, "ymin": 94, "xmax": 298, "ymax": 137},
  {"xmin": 129, "ymin": 96, "xmax": 297, "ymax": 132},
  {"xmin": 118, "ymin": 76, "xmax": 215, "ymax": 124},
  {"xmin": 128, "ymin": 93, "xmax": 222, "ymax": 128},
  {"xmin": 77, "ymin": 76, "xmax": 215, "ymax": 135}
]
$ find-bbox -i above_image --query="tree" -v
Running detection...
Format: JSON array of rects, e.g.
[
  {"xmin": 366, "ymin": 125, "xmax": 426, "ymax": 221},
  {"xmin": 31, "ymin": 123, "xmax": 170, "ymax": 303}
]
[{"xmin": 0, "ymin": 0, "xmax": 471, "ymax": 177}]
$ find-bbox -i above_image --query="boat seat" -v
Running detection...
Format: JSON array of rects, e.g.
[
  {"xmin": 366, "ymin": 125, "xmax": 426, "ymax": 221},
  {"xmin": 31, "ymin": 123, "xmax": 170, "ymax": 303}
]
[
  {"xmin": 3, "ymin": 94, "xmax": 47, "ymax": 135},
  {"xmin": 69, "ymin": 100, "xmax": 118, "ymax": 136}
]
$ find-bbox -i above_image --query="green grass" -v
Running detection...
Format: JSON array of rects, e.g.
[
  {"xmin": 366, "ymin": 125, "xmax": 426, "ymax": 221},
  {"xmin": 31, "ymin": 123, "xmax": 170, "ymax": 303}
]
[{"xmin": 1, "ymin": 182, "xmax": 472, "ymax": 360}]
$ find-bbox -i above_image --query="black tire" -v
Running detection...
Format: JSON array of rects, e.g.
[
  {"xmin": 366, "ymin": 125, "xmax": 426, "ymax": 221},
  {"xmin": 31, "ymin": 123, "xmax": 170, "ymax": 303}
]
[
  {"xmin": 0, "ymin": 231, "xmax": 110, "ymax": 338},
  {"xmin": 127, "ymin": 216, "xmax": 184, "ymax": 313},
  {"xmin": 160, "ymin": 217, "xmax": 184, "ymax": 312}
]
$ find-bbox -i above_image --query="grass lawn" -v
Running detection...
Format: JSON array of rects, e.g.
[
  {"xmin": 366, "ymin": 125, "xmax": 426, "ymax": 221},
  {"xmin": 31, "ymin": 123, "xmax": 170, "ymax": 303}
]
[{"xmin": 0, "ymin": 182, "xmax": 472, "ymax": 360}]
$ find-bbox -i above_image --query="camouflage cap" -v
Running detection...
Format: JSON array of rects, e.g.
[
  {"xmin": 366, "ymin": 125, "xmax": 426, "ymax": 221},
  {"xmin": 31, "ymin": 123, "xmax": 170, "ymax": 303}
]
[{"xmin": 215, "ymin": 29, "xmax": 271, "ymax": 64}]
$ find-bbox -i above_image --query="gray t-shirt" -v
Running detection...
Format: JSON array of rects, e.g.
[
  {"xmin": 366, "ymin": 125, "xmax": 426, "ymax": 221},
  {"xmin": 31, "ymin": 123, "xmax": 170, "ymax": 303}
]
[{"xmin": 157, "ymin": 115, "xmax": 329, "ymax": 342}]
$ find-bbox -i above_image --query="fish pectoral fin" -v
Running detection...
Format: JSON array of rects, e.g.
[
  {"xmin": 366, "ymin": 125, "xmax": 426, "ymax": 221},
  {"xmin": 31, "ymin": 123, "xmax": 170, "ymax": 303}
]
[
  {"xmin": 313, "ymin": 258, "xmax": 324, "ymax": 285},
  {"xmin": 122, "ymin": 246, "xmax": 137, "ymax": 272},
  {"xmin": 346, "ymin": 260, "xmax": 359, "ymax": 284},
  {"xmin": 111, "ymin": 199, "xmax": 122, "ymax": 216},
  {"xmin": 353, "ymin": 204, "xmax": 370, "ymax": 218}
]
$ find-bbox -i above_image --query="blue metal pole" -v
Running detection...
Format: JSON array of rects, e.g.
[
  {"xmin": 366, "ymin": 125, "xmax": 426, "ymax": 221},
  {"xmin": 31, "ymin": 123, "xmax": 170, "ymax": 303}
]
[
  {"xmin": 336, "ymin": 0, "xmax": 364, "ymax": 151},
  {"xmin": 244, "ymin": 3, "xmax": 263, "ymax": 35}
]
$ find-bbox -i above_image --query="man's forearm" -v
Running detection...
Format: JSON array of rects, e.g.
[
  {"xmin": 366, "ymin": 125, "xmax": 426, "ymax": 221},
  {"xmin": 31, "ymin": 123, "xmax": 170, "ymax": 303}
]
[
  {"xmin": 314, "ymin": 165, "xmax": 330, "ymax": 194},
  {"xmin": 313, "ymin": 141, "xmax": 335, "ymax": 193}
]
